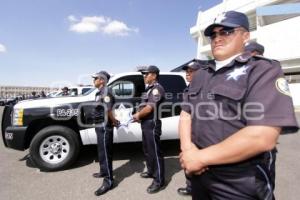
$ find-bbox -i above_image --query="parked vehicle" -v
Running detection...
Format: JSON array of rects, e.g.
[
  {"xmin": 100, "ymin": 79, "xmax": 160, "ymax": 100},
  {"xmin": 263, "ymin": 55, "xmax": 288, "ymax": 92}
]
[
  {"xmin": 48, "ymin": 86, "xmax": 93, "ymax": 97},
  {"xmin": 2, "ymin": 72, "xmax": 187, "ymax": 171},
  {"xmin": 0, "ymin": 98, "xmax": 6, "ymax": 106}
]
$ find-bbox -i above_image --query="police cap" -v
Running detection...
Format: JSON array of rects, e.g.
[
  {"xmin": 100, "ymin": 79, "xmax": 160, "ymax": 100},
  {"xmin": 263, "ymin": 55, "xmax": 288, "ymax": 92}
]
[
  {"xmin": 182, "ymin": 60, "xmax": 202, "ymax": 71},
  {"xmin": 92, "ymin": 71, "xmax": 111, "ymax": 82},
  {"xmin": 204, "ymin": 11, "xmax": 249, "ymax": 37},
  {"xmin": 245, "ymin": 41, "xmax": 265, "ymax": 55},
  {"xmin": 62, "ymin": 87, "xmax": 69, "ymax": 91},
  {"xmin": 141, "ymin": 65, "xmax": 160, "ymax": 75}
]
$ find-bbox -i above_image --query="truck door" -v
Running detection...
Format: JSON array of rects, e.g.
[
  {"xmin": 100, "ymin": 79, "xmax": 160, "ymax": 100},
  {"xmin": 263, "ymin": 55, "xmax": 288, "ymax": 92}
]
[{"xmin": 109, "ymin": 75, "xmax": 145, "ymax": 112}]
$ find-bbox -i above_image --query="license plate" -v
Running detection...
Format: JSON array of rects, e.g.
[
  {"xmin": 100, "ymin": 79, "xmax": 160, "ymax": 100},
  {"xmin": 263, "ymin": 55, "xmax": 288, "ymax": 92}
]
[{"xmin": 5, "ymin": 132, "xmax": 13, "ymax": 140}]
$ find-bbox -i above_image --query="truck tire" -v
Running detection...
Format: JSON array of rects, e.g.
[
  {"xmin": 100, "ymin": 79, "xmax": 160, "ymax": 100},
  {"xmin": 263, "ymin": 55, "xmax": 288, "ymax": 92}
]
[{"xmin": 29, "ymin": 125, "xmax": 80, "ymax": 171}]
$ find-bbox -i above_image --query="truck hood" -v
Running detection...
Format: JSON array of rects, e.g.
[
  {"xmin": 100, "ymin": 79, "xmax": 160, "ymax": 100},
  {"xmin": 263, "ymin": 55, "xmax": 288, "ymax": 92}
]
[{"xmin": 14, "ymin": 96, "xmax": 94, "ymax": 109}]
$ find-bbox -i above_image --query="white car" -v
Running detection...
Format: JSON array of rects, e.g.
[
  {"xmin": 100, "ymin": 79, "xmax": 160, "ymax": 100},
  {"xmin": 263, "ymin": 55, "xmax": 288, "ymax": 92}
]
[{"xmin": 48, "ymin": 86, "xmax": 93, "ymax": 97}]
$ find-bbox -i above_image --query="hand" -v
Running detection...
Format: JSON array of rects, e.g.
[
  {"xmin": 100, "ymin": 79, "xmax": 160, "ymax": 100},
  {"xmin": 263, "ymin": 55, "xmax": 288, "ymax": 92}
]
[
  {"xmin": 113, "ymin": 120, "xmax": 120, "ymax": 128},
  {"xmin": 179, "ymin": 144, "xmax": 207, "ymax": 175},
  {"xmin": 193, "ymin": 167, "xmax": 209, "ymax": 175},
  {"xmin": 132, "ymin": 113, "xmax": 139, "ymax": 122},
  {"xmin": 185, "ymin": 167, "xmax": 209, "ymax": 177}
]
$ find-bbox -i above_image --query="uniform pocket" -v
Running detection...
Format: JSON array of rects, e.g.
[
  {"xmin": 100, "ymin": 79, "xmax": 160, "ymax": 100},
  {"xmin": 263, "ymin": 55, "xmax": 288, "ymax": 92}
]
[
  {"xmin": 187, "ymin": 85, "xmax": 202, "ymax": 98},
  {"xmin": 254, "ymin": 165, "xmax": 274, "ymax": 200},
  {"xmin": 210, "ymin": 85, "xmax": 247, "ymax": 120},
  {"xmin": 211, "ymin": 85, "xmax": 246, "ymax": 101}
]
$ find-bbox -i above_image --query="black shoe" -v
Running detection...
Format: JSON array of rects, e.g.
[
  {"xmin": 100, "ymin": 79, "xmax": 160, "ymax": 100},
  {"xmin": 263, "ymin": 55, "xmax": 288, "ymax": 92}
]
[
  {"xmin": 94, "ymin": 184, "xmax": 113, "ymax": 196},
  {"xmin": 92, "ymin": 172, "xmax": 105, "ymax": 178},
  {"xmin": 140, "ymin": 172, "xmax": 153, "ymax": 178},
  {"xmin": 147, "ymin": 182, "xmax": 164, "ymax": 194},
  {"xmin": 177, "ymin": 187, "xmax": 192, "ymax": 196}
]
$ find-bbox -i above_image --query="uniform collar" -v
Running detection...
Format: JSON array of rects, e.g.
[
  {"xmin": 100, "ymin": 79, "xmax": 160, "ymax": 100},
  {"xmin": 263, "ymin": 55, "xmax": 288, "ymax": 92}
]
[
  {"xmin": 97, "ymin": 86, "xmax": 107, "ymax": 95},
  {"xmin": 215, "ymin": 54, "xmax": 241, "ymax": 71},
  {"xmin": 201, "ymin": 59, "xmax": 216, "ymax": 70},
  {"xmin": 234, "ymin": 52, "xmax": 252, "ymax": 63},
  {"xmin": 209, "ymin": 52, "xmax": 252, "ymax": 71},
  {"xmin": 146, "ymin": 81, "xmax": 158, "ymax": 88}
]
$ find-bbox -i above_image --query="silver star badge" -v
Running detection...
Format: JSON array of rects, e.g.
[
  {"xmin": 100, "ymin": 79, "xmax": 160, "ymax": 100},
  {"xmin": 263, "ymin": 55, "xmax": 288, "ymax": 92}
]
[
  {"xmin": 114, "ymin": 103, "xmax": 133, "ymax": 129},
  {"xmin": 226, "ymin": 65, "xmax": 249, "ymax": 81}
]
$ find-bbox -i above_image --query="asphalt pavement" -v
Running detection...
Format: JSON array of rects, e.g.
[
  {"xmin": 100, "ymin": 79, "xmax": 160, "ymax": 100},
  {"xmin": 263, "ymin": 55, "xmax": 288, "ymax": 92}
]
[{"xmin": 0, "ymin": 106, "xmax": 299, "ymax": 200}]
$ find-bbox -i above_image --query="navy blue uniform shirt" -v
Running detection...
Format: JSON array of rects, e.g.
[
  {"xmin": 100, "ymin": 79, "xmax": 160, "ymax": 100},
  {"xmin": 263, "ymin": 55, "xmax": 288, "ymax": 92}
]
[
  {"xmin": 139, "ymin": 82, "xmax": 165, "ymax": 120},
  {"xmin": 94, "ymin": 86, "xmax": 115, "ymax": 125},
  {"xmin": 181, "ymin": 52, "xmax": 299, "ymax": 149}
]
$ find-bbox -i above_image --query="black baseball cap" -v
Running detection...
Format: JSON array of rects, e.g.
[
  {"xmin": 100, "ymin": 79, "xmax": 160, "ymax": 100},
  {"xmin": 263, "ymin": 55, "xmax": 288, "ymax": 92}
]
[
  {"xmin": 92, "ymin": 70, "xmax": 111, "ymax": 81},
  {"xmin": 62, "ymin": 87, "xmax": 69, "ymax": 91},
  {"xmin": 182, "ymin": 60, "xmax": 201, "ymax": 71},
  {"xmin": 141, "ymin": 65, "xmax": 160, "ymax": 75},
  {"xmin": 204, "ymin": 11, "xmax": 249, "ymax": 36},
  {"xmin": 245, "ymin": 41, "xmax": 265, "ymax": 55}
]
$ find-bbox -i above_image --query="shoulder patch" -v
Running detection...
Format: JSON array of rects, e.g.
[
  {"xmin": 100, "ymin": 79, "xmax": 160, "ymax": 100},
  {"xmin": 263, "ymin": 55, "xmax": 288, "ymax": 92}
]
[
  {"xmin": 152, "ymin": 88, "xmax": 159, "ymax": 95},
  {"xmin": 104, "ymin": 96, "xmax": 111, "ymax": 103},
  {"xmin": 275, "ymin": 77, "xmax": 291, "ymax": 96}
]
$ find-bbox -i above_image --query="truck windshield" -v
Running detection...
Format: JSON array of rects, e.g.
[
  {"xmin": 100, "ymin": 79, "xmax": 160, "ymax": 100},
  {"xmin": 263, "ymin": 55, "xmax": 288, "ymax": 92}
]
[{"xmin": 81, "ymin": 88, "xmax": 96, "ymax": 96}]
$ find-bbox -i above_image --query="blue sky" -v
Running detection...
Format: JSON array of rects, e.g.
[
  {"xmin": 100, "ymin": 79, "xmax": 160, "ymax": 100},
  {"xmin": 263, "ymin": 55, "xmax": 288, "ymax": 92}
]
[{"xmin": 0, "ymin": 0, "xmax": 221, "ymax": 87}]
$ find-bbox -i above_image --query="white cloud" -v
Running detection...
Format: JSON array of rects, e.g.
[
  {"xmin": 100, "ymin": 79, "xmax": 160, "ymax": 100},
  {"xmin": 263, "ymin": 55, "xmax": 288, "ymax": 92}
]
[
  {"xmin": 68, "ymin": 15, "xmax": 139, "ymax": 36},
  {"xmin": 69, "ymin": 16, "xmax": 106, "ymax": 33},
  {"xmin": 0, "ymin": 43, "xmax": 6, "ymax": 53},
  {"xmin": 68, "ymin": 15, "xmax": 78, "ymax": 22},
  {"xmin": 103, "ymin": 20, "xmax": 139, "ymax": 36}
]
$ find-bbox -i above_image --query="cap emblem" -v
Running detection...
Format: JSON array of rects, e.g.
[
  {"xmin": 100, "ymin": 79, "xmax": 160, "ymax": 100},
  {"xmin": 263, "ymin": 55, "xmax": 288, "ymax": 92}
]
[{"xmin": 214, "ymin": 13, "xmax": 226, "ymax": 23}]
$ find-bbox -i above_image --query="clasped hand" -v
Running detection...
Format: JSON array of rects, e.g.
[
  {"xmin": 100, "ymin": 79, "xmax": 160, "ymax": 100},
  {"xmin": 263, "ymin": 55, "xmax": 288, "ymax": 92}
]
[{"xmin": 179, "ymin": 143, "xmax": 209, "ymax": 175}]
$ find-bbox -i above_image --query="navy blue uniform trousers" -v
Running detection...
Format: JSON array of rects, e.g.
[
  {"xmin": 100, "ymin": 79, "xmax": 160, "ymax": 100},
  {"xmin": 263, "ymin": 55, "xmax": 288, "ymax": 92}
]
[
  {"xmin": 96, "ymin": 126, "xmax": 114, "ymax": 186},
  {"xmin": 191, "ymin": 163, "xmax": 275, "ymax": 200},
  {"xmin": 141, "ymin": 119, "xmax": 165, "ymax": 185}
]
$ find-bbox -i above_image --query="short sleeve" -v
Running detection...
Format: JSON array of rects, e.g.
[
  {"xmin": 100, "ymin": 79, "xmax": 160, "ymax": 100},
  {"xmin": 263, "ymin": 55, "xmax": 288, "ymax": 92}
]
[
  {"xmin": 147, "ymin": 86, "xmax": 165, "ymax": 107},
  {"xmin": 103, "ymin": 90, "xmax": 114, "ymax": 111},
  {"xmin": 244, "ymin": 60, "xmax": 299, "ymax": 134},
  {"xmin": 181, "ymin": 87, "xmax": 192, "ymax": 114}
]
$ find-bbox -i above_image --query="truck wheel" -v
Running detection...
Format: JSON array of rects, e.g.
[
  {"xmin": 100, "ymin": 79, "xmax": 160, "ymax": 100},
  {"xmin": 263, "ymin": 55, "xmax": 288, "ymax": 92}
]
[{"xmin": 29, "ymin": 125, "xmax": 80, "ymax": 171}]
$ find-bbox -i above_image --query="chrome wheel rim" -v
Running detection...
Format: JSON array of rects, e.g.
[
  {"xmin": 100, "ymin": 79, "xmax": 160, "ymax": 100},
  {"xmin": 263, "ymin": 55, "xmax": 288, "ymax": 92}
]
[{"xmin": 39, "ymin": 135, "xmax": 70, "ymax": 164}]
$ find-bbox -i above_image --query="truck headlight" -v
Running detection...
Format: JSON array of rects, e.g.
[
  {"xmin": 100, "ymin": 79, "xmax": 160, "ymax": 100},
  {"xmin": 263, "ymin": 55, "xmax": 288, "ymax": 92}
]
[{"xmin": 12, "ymin": 108, "xmax": 24, "ymax": 126}]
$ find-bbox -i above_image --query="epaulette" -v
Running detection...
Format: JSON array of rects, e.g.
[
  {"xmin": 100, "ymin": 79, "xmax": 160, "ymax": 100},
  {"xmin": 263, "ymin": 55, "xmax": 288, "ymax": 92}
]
[
  {"xmin": 195, "ymin": 59, "xmax": 214, "ymax": 69},
  {"xmin": 194, "ymin": 59, "xmax": 213, "ymax": 65},
  {"xmin": 253, "ymin": 55, "xmax": 279, "ymax": 64},
  {"xmin": 235, "ymin": 52, "xmax": 252, "ymax": 63}
]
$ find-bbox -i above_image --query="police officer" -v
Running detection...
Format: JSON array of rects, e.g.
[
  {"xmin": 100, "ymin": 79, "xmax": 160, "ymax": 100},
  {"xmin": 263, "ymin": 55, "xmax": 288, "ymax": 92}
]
[
  {"xmin": 30, "ymin": 91, "xmax": 39, "ymax": 99},
  {"xmin": 91, "ymin": 71, "xmax": 119, "ymax": 196},
  {"xmin": 40, "ymin": 91, "xmax": 46, "ymax": 98},
  {"xmin": 61, "ymin": 87, "xmax": 69, "ymax": 96},
  {"xmin": 245, "ymin": 41, "xmax": 280, "ymax": 191},
  {"xmin": 179, "ymin": 11, "xmax": 299, "ymax": 200},
  {"xmin": 245, "ymin": 41, "xmax": 265, "ymax": 56},
  {"xmin": 177, "ymin": 60, "xmax": 202, "ymax": 196},
  {"xmin": 133, "ymin": 65, "xmax": 165, "ymax": 194}
]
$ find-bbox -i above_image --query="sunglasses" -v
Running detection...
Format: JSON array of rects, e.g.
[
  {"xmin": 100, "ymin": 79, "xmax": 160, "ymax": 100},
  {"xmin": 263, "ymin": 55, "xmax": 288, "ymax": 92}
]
[
  {"xmin": 186, "ymin": 69, "xmax": 195, "ymax": 74},
  {"xmin": 93, "ymin": 77, "xmax": 104, "ymax": 81},
  {"xmin": 208, "ymin": 28, "xmax": 241, "ymax": 40}
]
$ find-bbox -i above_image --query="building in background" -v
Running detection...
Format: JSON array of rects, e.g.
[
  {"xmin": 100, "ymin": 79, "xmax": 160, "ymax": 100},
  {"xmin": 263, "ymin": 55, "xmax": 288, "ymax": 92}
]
[
  {"xmin": 0, "ymin": 85, "xmax": 56, "ymax": 99},
  {"xmin": 190, "ymin": 0, "xmax": 300, "ymax": 106}
]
